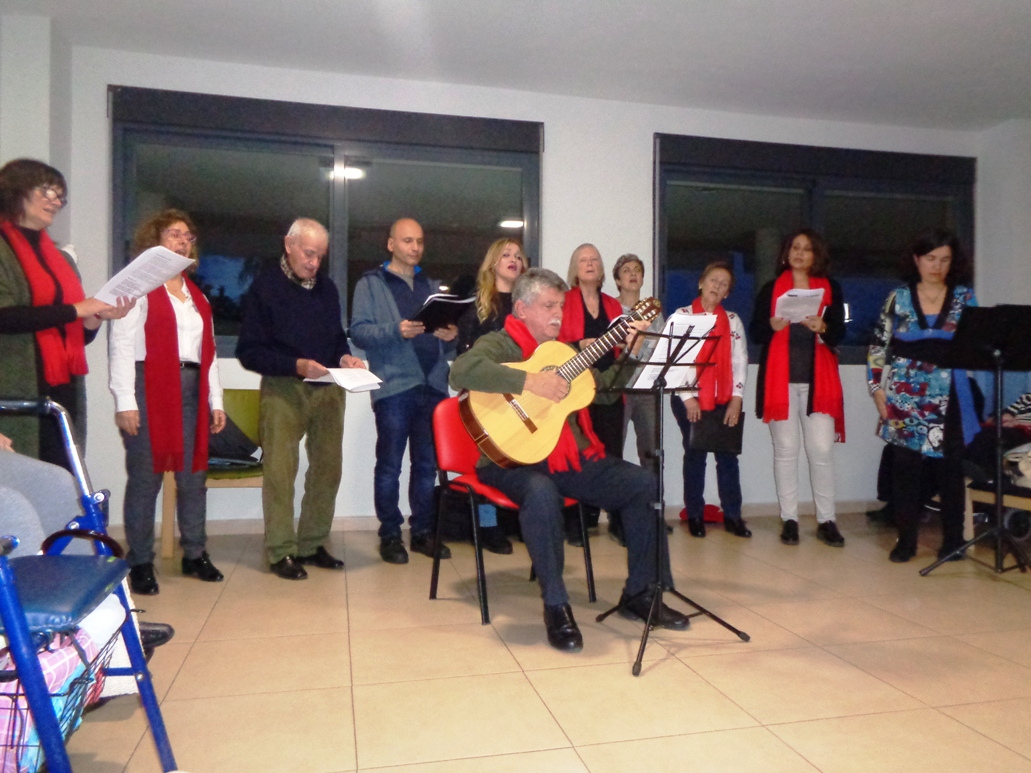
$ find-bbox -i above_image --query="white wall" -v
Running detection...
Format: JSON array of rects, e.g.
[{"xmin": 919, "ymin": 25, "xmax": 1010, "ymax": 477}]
[
  {"xmin": 9, "ymin": 27, "xmax": 1030, "ymax": 525},
  {"xmin": 0, "ymin": 16, "xmax": 52, "ymax": 164}
]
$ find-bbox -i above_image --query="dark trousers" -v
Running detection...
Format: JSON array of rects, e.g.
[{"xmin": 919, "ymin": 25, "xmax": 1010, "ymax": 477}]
[
  {"xmin": 122, "ymin": 364, "xmax": 207, "ymax": 566},
  {"xmin": 672, "ymin": 396, "xmax": 743, "ymax": 521},
  {"xmin": 372, "ymin": 385, "xmax": 446, "ymax": 539},
  {"xmin": 892, "ymin": 445, "xmax": 965, "ymax": 550},
  {"xmin": 479, "ymin": 454, "xmax": 669, "ymax": 606}
]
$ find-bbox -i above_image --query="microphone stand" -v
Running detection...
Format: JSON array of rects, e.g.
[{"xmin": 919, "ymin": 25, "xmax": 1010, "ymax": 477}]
[{"xmin": 594, "ymin": 324, "xmax": 749, "ymax": 676}]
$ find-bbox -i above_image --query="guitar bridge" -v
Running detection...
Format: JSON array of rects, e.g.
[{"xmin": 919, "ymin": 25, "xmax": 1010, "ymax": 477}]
[{"xmin": 504, "ymin": 393, "xmax": 538, "ymax": 433}]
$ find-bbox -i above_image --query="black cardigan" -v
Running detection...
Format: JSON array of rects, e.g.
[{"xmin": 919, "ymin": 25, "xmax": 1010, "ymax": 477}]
[{"xmin": 748, "ymin": 275, "xmax": 846, "ymax": 420}]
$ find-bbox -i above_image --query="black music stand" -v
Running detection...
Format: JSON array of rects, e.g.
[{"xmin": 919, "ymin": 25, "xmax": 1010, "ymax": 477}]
[
  {"xmin": 596, "ymin": 321, "xmax": 750, "ymax": 675},
  {"xmin": 919, "ymin": 305, "xmax": 1031, "ymax": 576}
]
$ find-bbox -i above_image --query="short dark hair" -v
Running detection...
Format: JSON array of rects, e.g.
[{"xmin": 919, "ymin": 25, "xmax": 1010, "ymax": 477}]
[
  {"xmin": 900, "ymin": 228, "xmax": 972, "ymax": 286},
  {"xmin": 131, "ymin": 209, "xmax": 200, "ymax": 263},
  {"xmin": 775, "ymin": 228, "xmax": 830, "ymax": 277},
  {"xmin": 0, "ymin": 158, "xmax": 66, "ymax": 223}
]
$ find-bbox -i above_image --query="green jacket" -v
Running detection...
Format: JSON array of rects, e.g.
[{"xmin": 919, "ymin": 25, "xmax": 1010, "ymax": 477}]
[
  {"xmin": 0, "ymin": 236, "xmax": 88, "ymax": 459},
  {"xmin": 448, "ymin": 329, "xmax": 631, "ymax": 466}
]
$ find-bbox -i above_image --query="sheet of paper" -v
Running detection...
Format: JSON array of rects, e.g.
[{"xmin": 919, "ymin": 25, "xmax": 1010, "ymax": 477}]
[
  {"xmin": 630, "ymin": 312, "xmax": 717, "ymax": 391},
  {"xmin": 94, "ymin": 246, "xmax": 195, "ymax": 304},
  {"xmin": 304, "ymin": 367, "xmax": 382, "ymax": 392},
  {"xmin": 774, "ymin": 289, "xmax": 824, "ymax": 323}
]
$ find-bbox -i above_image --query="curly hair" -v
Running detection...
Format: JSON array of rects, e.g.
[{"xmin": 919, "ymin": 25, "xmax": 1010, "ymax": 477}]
[
  {"xmin": 900, "ymin": 228, "xmax": 972, "ymax": 286},
  {"xmin": 0, "ymin": 158, "xmax": 66, "ymax": 224},
  {"xmin": 131, "ymin": 209, "xmax": 199, "ymax": 263},
  {"xmin": 474, "ymin": 238, "xmax": 526, "ymax": 322},
  {"xmin": 775, "ymin": 229, "xmax": 831, "ymax": 278}
]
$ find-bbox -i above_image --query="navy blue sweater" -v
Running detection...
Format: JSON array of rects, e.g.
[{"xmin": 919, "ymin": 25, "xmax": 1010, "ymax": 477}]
[{"xmin": 236, "ymin": 262, "xmax": 351, "ymax": 377}]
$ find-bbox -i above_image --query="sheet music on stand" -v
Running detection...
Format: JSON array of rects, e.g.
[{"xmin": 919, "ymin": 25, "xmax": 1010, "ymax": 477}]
[{"xmin": 625, "ymin": 312, "xmax": 717, "ymax": 391}]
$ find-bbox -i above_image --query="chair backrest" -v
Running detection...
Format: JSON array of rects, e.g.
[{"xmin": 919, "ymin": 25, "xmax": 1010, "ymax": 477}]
[
  {"xmin": 433, "ymin": 397, "xmax": 482, "ymax": 475},
  {"xmin": 223, "ymin": 388, "xmax": 261, "ymax": 444}
]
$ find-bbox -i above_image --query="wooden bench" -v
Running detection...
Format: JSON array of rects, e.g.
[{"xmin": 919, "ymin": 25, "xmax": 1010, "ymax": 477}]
[{"xmin": 160, "ymin": 388, "xmax": 262, "ymax": 558}]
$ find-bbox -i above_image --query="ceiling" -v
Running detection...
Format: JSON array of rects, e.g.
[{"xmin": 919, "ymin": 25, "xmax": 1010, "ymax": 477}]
[{"xmin": 6, "ymin": 0, "xmax": 1031, "ymax": 130}]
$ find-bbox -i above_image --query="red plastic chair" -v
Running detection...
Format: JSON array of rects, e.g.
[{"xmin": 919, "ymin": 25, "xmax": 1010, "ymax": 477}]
[{"xmin": 429, "ymin": 396, "xmax": 596, "ymax": 624}]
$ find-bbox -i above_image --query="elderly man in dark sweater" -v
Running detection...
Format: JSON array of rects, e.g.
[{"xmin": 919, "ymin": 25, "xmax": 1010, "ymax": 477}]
[{"xmin": 237, "ymin": 218, "xmax": 366, "ymax": 580}]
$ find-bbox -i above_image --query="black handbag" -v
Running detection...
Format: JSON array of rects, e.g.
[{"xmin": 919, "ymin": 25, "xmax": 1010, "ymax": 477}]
[{"xmin": 688, "ymin": 403, "xmax": 744, "ymax": 454}]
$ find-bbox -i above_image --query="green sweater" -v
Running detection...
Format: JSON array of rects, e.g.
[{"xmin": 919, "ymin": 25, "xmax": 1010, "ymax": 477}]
[
  {"xmin": 448, "ymin": 329, "xmax": 630, "ymax": 466},
  {"xmin": 0, "ymin": 236, "xmax": 88, "ymax": 459}
]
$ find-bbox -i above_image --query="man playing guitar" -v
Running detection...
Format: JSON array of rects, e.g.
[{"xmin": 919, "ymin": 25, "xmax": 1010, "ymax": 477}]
[{"xmin": 449, "ymin": 268, "xmax": 689, "ymax": 652}]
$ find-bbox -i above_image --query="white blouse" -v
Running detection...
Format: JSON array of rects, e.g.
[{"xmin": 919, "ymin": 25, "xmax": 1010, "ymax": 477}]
[
  {"xmin": 108, "ymin": 282, "xmax": 224, "ymax": 414},
  {"xmin": 674, "ymin": 308, "xmax": 748, "ymax": 399}
]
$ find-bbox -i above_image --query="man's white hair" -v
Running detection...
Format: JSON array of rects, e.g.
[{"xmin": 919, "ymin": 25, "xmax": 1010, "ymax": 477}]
[{"xmin": 286, "ymin": 217, "xmax": 328, "ymax": 242}]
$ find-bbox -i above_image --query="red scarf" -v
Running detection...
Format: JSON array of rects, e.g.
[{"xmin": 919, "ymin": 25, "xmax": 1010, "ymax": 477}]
[
  {"xmin": 763, "ymin": 271, "xmax": 845, "ymax": 442},
  {"xmin": 558, "ymin": 286, "xmax": 624, "ymax": 349},
  {"xmin": 504, "ymin": 315, "xmax": 606, "ymax": 473},
  {"xmin": 690, "ymin": 298, "xmax": 733, "ymax": 411},
  {"xmin": 143, "ymin": 278, "xmax": 214, "ymax": 473},
  {"xmin": 1, "ymin": 221, "xmax": 87, "ymax": 386}
]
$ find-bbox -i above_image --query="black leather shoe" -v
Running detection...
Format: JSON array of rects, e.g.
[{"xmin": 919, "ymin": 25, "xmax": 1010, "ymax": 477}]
[
  {"xmin": 816, "ymin": 521, "xmax": 845, "ymax": 547},
  {"xmin": 937, "ymin": 543, "xmax": 966, "ymax": 561},
  {"xmin": 410, "ymin": 532, "xmax": 451, "ymax": 559},
  {"xmin": 296, "ymin": 546, "xmax": 345, "ymax": 570},
  {"xmin": 618, "ymin": 591, "xmax": 691, "ymax": 630},
  {"xmin": 687, "ymin": 518, "xmax": 706, "ymax": 538},
  {"xmin": 379, "ymin": 536, "xmax": 409, "ymax": 564},
  {"xmin": 182, "ymin": 552, "xmax": 224, "ymax": 582},
  {"xmin": 138, "ymin": 621, "xmax": 175, "ymax": 650},
  {"xmin": 138, "ymin": 621, "xmax": 175, "ymax": 661},
  {"xmin": 780, "ymin": 519, "xmax": 800, "ymax": 545},
  {"xmin": 565, "ymin": 522, "xmax": 584, "ymax": 548},
  {"xmin": 129, "ymin": 563, "xmax": 159, "ymax": 595},
  {"xmin": 270, "ymin": 556, "xmax": 308, "ymax": 580},
  {"xmin": 724, "ymin": 518, "xmax": 752, "ymax": 538},
  {"xmin": 543, "ymin": 603, "xmax": 583, "ymax": 652},
  {"xmin": 479, "ymin": 526, "xmax": 513, "ymax": 555},
  {"xmin": 889, "ymin": 540, "xmax": 916, "ymax": 563}
]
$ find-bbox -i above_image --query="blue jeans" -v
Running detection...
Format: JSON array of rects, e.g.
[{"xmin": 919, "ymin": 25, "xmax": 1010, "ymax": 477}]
[
  {"xmin": 372, "ymin": 386, "xmax": 446, "ymax": 539},
  {"xmin": 671, "ymin": 396, "xmax": 743, "ymax": 522}
]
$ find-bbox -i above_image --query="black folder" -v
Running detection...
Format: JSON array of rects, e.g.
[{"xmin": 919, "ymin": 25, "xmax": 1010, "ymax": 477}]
[
  {"xmin": 688, "ymin": 403, "xmax": 745, "ymax": 454},
  {"xmin": 410, "ymin": 293, "xmax": 474, "ymax": 332}
]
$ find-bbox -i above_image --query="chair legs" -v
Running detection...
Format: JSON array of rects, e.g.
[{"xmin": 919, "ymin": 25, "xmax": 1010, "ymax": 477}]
[{"xmin": 468, "ymin": 490, "xmax": 489, "ymax": 625}]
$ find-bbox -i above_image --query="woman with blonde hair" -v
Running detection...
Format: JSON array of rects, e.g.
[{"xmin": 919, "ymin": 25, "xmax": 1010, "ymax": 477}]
[{"xmin": 454, "ymin": 237, "xmax": 526, "ymax": 553}]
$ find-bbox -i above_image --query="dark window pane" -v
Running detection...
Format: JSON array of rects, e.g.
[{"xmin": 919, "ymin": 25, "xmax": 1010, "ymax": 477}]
[
  {"xmin": 664, "ymin": 180, "xmax": 805, "ymax": 333},
  {"xmin": 824, "ymin": 190, "xmax": 955, "ymax": 346},
  {"xmin": 126, "ymin": 141, "xmax": 332, "ymax": 337},
  {"xmin": 345, "ymin": 157, "xmax": 525, "ymax": 307}
]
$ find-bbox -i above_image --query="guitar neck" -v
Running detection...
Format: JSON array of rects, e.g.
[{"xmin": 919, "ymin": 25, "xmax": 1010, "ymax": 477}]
[{"xmin": 556, "ymin": 316, "xmax": 635, "ymax": 381}]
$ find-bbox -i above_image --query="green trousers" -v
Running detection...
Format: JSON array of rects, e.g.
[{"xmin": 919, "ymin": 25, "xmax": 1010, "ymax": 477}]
[{"xmin": 259, "ymin": 377, "xmax": 345, "ymax": 564}]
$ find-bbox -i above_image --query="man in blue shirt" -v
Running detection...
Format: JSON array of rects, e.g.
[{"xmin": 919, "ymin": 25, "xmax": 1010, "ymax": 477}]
[
  {"xmin": 237, "ymin": 218, "xmax": 366, "ymax": 580},
  {"xmin": 350, "ymin": 218, "xmax": 457, "ymax": 563}
]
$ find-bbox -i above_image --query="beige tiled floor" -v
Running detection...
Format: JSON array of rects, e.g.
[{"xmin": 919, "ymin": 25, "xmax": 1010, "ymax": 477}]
[{"xmin": 66, "ymin": 512, "xmax": 1031, "ymax": 772}]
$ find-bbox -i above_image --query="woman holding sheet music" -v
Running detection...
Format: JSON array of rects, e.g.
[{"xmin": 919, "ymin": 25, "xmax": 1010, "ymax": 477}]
[
  {"xmin": 109, "ymin": 209, "xmax": 227, "ymax": 595},
  {"xmin": 672, "ymin": 261, "xmax": 751, "ymax": 538},
  {"xmin": 454, "ymin": 238, "xmax": 527, "ymax": 554},
  {"xmin": 749, "ymin": 229, "xmax": 846, "ymax": 548},
  {"xmin": 0, "ymin": 158, "xmax": 133, "ymax": 467}
]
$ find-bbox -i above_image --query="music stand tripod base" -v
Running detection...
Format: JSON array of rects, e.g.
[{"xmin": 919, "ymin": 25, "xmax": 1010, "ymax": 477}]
[{"xmin": 596, "ymin": 324, "xmax": 749, "ymax": 676}]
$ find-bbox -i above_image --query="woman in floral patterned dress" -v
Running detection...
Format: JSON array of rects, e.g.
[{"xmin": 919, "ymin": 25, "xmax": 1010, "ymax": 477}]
[{"xmin": 867, "ymin": 229, "xmax": 979, "ymax": 563}]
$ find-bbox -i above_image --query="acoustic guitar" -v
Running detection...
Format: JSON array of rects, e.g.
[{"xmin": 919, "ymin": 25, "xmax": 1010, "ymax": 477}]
[{"xmin": 459, "ymin": 298, "xmax": 662, "ymax": 467}]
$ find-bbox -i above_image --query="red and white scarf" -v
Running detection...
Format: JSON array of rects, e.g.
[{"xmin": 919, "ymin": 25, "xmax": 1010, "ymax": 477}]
[
  {"xmin": 504, "ymin": 315, "xmax": 606, "ymax": 473},
  {"xmin": 143, "ymin": 278, "xmax": 215, "ymax": 473},
  {"xmin": 689, "ymin": 297, "xmax": 733, "ymax": 411},
  {"xmin": 1, "ymin": 221, "xmax": 87, "ymax": 386},
  {"xmin": 762, "ymin": 270, "xmax": 845, "ymax": 442}
]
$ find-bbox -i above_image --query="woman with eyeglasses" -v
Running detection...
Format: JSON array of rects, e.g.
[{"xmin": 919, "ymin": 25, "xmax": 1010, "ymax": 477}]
[
  {"xmin": 749, "ymin": 229, "xmax": 846, "ymax": 548},
  {"xmin": 867, "ymin": 229, "xmax": 977, "ymax": 563},
  {"xmin": 0, "ymin": 158, "xmax": 132, "ymax": 468},
  {"xmin": 109, "ymin": 209, "xmax": 227, "ymax": 595}
]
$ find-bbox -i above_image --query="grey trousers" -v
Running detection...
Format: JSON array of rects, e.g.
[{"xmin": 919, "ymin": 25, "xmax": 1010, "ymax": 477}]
[{"xmin": 121, "ymin": 364, "xmax": 208, "ymax": 565}]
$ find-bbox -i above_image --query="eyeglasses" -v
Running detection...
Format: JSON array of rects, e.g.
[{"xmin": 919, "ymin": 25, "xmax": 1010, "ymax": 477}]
[
  {"xmin": 36, "ymin": 186, "xmax": 67, "ymax": 207},
  {"xmin": 162, "ymin": 228, "xmax": 197, "ymax": 244}
]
